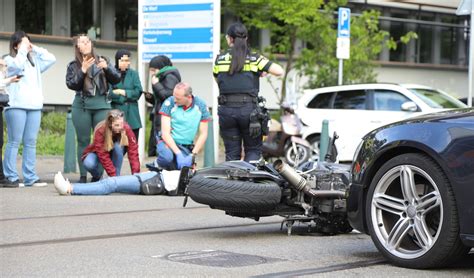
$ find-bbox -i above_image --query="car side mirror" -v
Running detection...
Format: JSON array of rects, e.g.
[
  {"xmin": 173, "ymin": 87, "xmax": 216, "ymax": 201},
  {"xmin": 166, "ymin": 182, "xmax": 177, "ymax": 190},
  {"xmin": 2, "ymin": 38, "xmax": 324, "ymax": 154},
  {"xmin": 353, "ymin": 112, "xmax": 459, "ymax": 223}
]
[{"xmin": 401, "ymin": 101, "xmax": 418, "ymax": 112}]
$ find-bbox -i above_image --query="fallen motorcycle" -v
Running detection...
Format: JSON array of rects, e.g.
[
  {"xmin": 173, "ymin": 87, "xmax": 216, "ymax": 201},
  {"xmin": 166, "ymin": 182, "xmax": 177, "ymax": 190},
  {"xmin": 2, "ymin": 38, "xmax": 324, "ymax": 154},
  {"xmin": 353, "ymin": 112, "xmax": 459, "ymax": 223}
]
[{"xmin": 183, "ymin": 137, "xmax": 352, "ymax": 235}]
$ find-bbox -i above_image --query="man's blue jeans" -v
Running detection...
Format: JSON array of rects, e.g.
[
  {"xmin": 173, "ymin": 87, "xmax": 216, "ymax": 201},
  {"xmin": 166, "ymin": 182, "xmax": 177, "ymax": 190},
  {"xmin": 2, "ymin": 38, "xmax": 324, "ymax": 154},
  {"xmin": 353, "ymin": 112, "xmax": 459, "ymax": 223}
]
[
  {"xmin": 83, "ymin": 142, "xmax": 124, "ymax": 178},
  {"xmin": 4, "ymin": 108, "xmax": 41, "ymax": 184},
  {"xmin": 156, "ymin": 141, "xmax": 192, "ymax": 170},
  {"xmin": 72, "ymin": 171, "xmax": 157, "ymax": 195}
]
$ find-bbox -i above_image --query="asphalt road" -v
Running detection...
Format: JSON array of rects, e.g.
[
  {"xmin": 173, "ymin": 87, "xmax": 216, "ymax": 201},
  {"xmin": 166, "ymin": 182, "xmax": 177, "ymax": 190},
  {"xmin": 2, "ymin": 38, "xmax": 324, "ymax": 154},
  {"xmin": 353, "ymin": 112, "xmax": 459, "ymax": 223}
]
[{"xmin": 1, "ymin": 157, "xmax": 472, "ymax": 277}]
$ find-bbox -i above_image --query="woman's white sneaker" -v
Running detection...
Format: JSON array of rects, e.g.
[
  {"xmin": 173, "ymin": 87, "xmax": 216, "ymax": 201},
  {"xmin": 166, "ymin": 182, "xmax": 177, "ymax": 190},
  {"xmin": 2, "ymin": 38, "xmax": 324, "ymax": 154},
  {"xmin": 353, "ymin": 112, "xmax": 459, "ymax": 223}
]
[{"xmin": 54, "ymin": 172, "xmax": 71, "ymax": 195}]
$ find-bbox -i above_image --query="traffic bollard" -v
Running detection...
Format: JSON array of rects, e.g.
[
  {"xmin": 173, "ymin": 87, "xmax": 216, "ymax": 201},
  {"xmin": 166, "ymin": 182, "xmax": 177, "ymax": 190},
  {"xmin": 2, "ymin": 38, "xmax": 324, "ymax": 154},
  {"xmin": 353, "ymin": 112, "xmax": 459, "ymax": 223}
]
[
  {"xmin": 204, "ymin": 119, "xmax": 215, "ymax": 167},
  {"xmin": 63, "ymin": 112, "xmax": 77, "ymax": 173},
  {"xmin": 319, "ymin": 119, "xmax": 329, "ymax": 161}
]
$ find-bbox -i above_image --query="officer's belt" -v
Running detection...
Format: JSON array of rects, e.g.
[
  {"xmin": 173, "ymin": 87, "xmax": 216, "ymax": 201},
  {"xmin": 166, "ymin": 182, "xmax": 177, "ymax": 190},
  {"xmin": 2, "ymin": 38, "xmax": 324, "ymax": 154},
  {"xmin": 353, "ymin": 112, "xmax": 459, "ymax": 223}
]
[{"xmin": 218, "ymin": 94, "xmax": 257, "ymax": 105}]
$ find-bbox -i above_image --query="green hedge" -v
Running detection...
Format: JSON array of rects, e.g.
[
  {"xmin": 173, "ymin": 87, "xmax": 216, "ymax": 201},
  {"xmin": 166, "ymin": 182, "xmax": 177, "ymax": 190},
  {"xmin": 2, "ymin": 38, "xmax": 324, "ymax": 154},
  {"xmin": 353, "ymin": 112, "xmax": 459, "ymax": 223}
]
[{"xmin": 3, "ymin": 111, "xmax": 152, "ymax": 156}]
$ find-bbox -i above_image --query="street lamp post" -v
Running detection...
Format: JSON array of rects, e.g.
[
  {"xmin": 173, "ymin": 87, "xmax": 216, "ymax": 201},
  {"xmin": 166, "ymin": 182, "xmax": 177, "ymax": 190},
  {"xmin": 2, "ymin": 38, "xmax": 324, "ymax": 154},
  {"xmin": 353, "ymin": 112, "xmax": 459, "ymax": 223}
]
[{"xmin": 457, "ymin": 0, "xmax": 473, "ymax": 107}]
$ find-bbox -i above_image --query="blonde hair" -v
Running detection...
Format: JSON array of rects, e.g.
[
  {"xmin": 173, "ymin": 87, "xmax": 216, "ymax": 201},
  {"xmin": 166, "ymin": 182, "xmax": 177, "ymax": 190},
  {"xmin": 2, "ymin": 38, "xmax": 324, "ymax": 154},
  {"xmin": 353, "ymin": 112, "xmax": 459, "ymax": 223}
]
[{"xmin": 95, "ymin": 109, "xmax": 129, "ymax": 152}]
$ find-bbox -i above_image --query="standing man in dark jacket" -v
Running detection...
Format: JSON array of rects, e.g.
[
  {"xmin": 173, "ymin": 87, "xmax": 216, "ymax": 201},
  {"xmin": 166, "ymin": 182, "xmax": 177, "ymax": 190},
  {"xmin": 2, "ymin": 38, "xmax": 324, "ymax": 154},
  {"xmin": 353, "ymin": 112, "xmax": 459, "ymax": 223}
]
[{"xmin": 148, "ymin": 55, "xmax": 181, "ymax": 155}]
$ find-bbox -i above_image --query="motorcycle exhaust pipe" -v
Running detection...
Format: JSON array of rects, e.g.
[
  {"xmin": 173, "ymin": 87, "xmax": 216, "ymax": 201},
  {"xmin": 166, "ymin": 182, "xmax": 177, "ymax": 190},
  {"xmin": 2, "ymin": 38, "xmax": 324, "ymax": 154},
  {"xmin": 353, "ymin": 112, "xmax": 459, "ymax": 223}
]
[{"xmin": 273, "ymin": 159, "xmax": 346, "ymax": 199}]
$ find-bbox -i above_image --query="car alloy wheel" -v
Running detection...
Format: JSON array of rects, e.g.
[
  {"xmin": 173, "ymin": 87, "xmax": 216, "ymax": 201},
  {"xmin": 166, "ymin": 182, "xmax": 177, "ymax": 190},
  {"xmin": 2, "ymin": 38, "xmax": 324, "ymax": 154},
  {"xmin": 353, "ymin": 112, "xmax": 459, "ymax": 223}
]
[
  {"xmin": 366, "ymin": 153, "xmax": 468, "ymax": 268},
  {"xmin": 371, "ymin": 164, "xmax": 442, "ymax": 259}
]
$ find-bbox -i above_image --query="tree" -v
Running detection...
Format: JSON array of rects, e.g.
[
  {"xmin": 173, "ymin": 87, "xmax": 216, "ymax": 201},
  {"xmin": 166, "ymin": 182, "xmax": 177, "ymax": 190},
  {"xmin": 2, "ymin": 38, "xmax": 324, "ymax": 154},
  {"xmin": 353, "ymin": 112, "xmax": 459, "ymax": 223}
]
[{"xmin": 223, "ymin": 0, "xmax": 416, "ymax": 103}]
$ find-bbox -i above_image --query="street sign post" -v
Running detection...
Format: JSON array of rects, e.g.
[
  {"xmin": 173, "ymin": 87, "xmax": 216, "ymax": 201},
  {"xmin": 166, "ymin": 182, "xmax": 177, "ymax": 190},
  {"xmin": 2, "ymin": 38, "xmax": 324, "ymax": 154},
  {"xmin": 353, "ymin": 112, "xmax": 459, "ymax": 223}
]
[
  {"xmin": 137, "ymin": 0, "xmax": 220, "ymax": 162},
  {"xmin": 456, "ymin": 0, "xmax": 473, "ymax": 107},
  {"xmin": 337, "ymin": 7, "xmax": 350, "ymax": 86},
  {"xmin": 140, "ymin": 0, "xmax": 217, "ymax": 62}
]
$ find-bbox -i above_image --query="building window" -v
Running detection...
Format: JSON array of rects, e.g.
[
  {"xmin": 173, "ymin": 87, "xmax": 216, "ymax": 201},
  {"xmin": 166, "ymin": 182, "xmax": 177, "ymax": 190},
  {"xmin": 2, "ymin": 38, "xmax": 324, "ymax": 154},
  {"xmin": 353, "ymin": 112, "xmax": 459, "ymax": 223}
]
[
  {"xmin": 71, "ymin": 0, "xmax": 95, "ymax": 37},
  {"xmin": 115, "ymin": 0, "xmax": 139, "ymax": 42},
  {"xmin": 417, "ymin": 13, "xmax": 434, "ymax": 64},
  {"xmin": 15, "ymin": 0, "xmax": 51, "ymax": 35}
]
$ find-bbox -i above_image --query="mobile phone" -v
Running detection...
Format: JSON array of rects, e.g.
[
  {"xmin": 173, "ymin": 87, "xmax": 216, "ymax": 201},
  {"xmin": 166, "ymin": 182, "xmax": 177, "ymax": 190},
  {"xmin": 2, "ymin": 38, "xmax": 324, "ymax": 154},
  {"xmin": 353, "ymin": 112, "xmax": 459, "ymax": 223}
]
[{"xmin": 16, "ymin": 74, "xmax": 24, "ymax": 78}]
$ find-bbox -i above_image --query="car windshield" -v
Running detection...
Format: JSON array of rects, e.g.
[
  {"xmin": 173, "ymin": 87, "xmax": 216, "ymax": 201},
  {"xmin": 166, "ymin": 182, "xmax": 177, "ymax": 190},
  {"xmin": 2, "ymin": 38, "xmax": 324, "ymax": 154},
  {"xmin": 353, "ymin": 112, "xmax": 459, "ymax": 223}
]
[{"xmin": 408, "ymin": 88, "xmax": 467, "ymax": 109}]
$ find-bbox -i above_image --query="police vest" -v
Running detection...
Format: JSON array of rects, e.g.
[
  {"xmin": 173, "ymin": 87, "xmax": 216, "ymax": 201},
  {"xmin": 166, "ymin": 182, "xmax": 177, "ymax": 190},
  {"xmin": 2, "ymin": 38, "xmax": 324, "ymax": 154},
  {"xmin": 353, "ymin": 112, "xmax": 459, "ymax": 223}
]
[{"xmin": 213, "ymin": 51, "xmax": 272, "ymax": 97}]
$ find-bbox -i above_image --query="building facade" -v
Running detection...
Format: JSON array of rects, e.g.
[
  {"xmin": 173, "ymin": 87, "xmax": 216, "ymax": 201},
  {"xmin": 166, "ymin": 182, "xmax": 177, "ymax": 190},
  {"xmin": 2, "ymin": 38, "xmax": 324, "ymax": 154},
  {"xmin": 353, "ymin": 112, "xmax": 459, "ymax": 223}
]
[{"xmin": 0, "ymin": 0, "xmax": 470, "ymax": 109}]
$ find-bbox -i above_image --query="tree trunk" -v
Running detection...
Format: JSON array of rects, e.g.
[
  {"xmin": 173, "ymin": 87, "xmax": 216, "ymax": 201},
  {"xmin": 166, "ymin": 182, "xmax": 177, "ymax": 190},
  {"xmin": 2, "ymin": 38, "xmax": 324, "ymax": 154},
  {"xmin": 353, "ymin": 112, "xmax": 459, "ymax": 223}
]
[{"xmin": 280, "ymin": 29, "xmax": 296, "ymax": 105}]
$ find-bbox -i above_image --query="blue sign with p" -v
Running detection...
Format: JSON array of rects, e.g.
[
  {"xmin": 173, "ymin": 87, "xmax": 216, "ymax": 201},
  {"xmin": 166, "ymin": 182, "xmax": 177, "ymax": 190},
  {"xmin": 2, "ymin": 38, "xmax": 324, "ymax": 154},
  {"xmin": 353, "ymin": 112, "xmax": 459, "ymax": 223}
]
[{"xmin": 338, "ymin": 8, "xmax": 350, "ymax": 38}]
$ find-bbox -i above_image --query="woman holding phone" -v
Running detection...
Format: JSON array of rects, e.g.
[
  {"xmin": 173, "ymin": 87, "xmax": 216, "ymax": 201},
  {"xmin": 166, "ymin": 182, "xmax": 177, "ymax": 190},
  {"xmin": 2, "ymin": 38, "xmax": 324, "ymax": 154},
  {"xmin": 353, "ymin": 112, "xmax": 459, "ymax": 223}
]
[
  {"xmin": 3, "ymin": 30, "xmax": 56, "ymax": 187},
  {"xmin": 66, "ymin": 34, "xmax": 121, "ymax": 183}
]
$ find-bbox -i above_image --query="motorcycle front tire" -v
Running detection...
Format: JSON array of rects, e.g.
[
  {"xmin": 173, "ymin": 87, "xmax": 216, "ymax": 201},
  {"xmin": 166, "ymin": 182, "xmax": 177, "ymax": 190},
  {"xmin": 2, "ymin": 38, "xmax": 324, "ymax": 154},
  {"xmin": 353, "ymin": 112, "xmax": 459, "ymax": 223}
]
[
  {"xmin": 284, "ymin": 143, "xmax": 311, "ymax": 167},
  {"xmin": 187, "ymin": 174, "xmax": 281, "ymax": 210}
]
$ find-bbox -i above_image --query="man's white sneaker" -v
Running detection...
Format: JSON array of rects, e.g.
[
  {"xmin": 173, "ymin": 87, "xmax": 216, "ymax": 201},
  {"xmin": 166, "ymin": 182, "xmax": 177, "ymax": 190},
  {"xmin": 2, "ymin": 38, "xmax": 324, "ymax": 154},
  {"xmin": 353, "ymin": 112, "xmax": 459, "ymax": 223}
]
[
  {"xmin": 18, "ymin": 180, "xmax": 48, "ymax": 187},
  {"xmin": 32, "ymin": 180, "xmax": 48, "ymax": 187},
  {"xmin": 54, "ymin": 172, "xmax": 71, "ymax": 195}
]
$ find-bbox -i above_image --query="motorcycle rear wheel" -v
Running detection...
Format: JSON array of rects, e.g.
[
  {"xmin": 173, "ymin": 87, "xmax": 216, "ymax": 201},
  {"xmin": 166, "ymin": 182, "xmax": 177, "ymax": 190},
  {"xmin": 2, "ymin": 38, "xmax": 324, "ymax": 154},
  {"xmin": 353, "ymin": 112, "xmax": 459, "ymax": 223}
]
[{"xmin": 187, "ymin": 174, "xmax": 281, "ymax": 210}]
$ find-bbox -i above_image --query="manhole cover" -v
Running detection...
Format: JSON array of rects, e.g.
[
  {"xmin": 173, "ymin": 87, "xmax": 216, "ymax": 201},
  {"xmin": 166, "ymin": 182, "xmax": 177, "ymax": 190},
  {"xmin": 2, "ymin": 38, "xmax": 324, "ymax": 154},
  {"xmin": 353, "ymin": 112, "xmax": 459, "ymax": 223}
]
[{"xmin": 160, "ymin": 250, "xmax": 283, "ymax": 268}]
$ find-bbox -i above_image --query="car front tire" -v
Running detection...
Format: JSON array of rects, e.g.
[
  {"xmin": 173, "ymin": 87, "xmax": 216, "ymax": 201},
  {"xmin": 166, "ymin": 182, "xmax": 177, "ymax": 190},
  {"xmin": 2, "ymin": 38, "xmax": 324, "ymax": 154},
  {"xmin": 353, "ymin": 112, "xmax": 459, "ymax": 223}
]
[{"xmin": 366, "ymin": 153, "xmax": 469, "ymax": 268}]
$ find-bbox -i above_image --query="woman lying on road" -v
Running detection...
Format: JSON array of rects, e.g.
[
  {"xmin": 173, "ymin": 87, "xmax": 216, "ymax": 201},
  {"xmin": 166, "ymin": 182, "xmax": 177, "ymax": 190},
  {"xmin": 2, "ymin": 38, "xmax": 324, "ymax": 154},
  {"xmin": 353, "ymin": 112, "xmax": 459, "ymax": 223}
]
[{"xmin": 53, "ymin": 166, "xmax": 189, "ymax": 196}]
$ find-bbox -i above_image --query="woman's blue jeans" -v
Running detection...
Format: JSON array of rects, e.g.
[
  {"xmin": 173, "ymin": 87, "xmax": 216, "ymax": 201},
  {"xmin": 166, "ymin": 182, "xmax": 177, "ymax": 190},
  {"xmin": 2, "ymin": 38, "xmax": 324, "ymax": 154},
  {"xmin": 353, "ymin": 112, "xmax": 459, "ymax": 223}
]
[
  {"xmin": 4, "ymin": 109, "xmax": 41, "ymax": 184},
  {"xmin": 72, "ymin": 171, "xmax": 157, "ymax": 195},
  {"xmin": 83, "ymin": 142, "xmax": 124, "ymax": 179}
]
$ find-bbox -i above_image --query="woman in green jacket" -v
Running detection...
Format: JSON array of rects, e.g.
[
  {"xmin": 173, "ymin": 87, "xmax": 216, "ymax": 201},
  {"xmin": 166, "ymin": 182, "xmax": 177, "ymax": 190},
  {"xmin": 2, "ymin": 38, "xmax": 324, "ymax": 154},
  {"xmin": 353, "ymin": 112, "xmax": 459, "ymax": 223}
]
[{"xmin": 109, "ymin": 49, "xmax": 143, "ymax": 140}]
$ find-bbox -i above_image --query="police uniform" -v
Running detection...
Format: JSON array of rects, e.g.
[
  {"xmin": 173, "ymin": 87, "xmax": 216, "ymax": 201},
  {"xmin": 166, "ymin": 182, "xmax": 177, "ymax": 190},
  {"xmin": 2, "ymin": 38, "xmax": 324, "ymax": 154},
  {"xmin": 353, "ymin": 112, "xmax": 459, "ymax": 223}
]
[{"xmin": 213, "ymin": 50, "xmax": 272, "ymax": 161}]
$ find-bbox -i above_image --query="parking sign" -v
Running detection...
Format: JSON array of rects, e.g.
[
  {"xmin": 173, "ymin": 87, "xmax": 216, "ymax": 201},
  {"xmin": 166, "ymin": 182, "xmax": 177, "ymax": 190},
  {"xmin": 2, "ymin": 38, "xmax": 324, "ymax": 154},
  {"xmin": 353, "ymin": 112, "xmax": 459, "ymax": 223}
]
[
  {"xmin": 338, "ymin": 8, "xmax": 350, "ymax": 38},
  {"xmin": 337, "ymin": 7, "xmax": 350, "ymax": 60}
]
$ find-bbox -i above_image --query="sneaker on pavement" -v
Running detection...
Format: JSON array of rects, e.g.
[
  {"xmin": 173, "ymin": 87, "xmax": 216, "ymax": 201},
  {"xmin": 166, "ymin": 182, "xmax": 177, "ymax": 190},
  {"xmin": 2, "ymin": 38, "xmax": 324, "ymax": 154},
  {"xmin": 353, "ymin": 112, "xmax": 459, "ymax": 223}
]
[
  {"xmin": 3, "ymin": 179, "xmax": 21, "ymax": 188},
  {"xmin": 54, "ymin": 172, "xmax": 71, "ymax": 195},
  {"xmin": 78, "ymin": 176, "xmax": 87, "ymax": 183},
  {"xmin": 19, "ymin": 179, "xmax": 48, "ymax": 187},
  {"xmin": 54, "ymin": 171, "xmax": 61, "ymax": 186},
  {"xmin": 31, "ymin": 179, "xmax": 48, "ymax": 187},
  {"xmin": 90, "ymin": 175, "xmax": 102, "ymax": 183}
]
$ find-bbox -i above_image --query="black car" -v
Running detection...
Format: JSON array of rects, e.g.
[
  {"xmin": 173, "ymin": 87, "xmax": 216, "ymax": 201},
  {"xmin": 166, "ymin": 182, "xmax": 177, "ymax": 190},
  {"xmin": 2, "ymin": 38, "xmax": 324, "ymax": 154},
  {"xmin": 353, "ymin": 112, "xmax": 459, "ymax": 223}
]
[{"xmin": 347, "ymin": 108, "xmax": 474, "ymax": 269}]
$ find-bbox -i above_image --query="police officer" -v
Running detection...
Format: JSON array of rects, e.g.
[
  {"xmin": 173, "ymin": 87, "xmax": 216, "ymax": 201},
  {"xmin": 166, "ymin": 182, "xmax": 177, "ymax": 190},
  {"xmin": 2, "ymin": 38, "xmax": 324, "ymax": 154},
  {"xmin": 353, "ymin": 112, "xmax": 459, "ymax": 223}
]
[{"xmin": 214, "ymin": 22, "xmax": 283, "ymax": 162}]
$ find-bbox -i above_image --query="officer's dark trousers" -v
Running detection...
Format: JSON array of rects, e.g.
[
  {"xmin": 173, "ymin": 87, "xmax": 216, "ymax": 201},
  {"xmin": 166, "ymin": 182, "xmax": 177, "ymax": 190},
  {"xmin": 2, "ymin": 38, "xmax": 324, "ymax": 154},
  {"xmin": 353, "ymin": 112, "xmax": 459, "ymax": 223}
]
[{"xmin": 218, "ymin": 102, "xmax": 262, "ymax": 162}]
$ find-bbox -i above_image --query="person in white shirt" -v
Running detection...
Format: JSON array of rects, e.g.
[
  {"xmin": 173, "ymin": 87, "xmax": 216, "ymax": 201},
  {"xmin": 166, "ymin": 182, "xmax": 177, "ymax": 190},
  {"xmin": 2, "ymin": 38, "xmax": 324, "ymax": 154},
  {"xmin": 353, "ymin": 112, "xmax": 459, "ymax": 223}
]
[{"xmin": 3, "ymin": 31, "xmax": 56, "ymax": 188}]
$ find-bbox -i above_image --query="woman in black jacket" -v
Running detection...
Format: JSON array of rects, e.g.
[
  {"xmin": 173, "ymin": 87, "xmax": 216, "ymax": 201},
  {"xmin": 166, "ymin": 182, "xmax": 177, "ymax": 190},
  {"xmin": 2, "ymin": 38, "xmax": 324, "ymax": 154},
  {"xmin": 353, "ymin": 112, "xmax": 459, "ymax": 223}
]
[
  {"xmin": 66, "ymin": 34, "xmax": 121, "ymax": 183},
  {"xmin": 148, "ymin": 55, "xmax": 181, "ymax": 153}
]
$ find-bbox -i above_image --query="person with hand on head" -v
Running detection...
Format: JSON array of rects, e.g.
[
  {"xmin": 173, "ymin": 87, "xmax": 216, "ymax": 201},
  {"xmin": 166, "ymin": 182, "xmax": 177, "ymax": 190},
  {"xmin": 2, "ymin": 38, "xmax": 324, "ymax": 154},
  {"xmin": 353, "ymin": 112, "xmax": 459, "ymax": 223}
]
[
  {"xmin": 214, "ymin": 22, "xmax": 283, "ymax": 162},
  {"xmin": 0, "ymin": 56, "xmax": 21, "ymax": 185},
  {"xmin": 148, "ymin": 55, "xmax": 181, "ymax": 156},
  {"xmin": 81, "ymin": 109, "xmax": 140, "ymax": 182},
  {"xmin": 156, "ymin": 82, "xmax": 210, "ymax": 170},
  {"xmin": 109, "ymin": 49, "xmax": 143, "ymax": 140},
  {"xmin": 66, "ymin": 34, "xmax": 121, "ymax": 183},
  {"xmin": 3, "ymin": 31, "xmax": 56, "ymax": 188}
]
